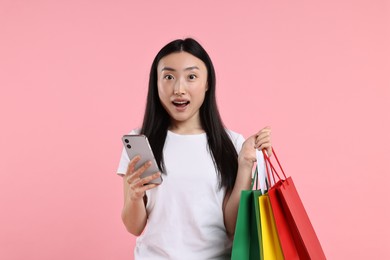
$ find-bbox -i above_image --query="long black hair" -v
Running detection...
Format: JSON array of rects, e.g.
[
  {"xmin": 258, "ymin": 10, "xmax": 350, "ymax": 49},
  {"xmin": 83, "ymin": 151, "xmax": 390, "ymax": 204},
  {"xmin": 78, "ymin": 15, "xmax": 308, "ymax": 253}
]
[{"xmin": 140, "ymin": 38, "xmax": 238, "ymax": 193}]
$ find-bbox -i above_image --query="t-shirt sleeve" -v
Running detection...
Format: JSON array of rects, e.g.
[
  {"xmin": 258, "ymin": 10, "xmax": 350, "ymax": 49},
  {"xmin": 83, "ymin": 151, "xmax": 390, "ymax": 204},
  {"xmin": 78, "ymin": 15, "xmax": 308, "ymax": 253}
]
[
  {"xmin": 226, "ymin": 129, "xmax": 245, "ymax": 154},
  {"xmin": 116, "ymin": 129, "xmax": 140, "ymax": 175},
  {"xmin": 233, "ymin": 134, "xmax": 245, "ymax": 154},
  {"xmin": 117, "ymin": 147, "xmax": 130, "ymax": 175}
]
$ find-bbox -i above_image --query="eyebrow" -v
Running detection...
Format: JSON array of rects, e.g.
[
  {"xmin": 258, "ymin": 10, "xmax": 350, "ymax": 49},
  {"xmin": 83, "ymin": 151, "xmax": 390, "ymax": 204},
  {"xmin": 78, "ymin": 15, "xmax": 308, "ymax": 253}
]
[{"xmin": 161, "ymin": 66, "xmax": 200, "ymax": 72}]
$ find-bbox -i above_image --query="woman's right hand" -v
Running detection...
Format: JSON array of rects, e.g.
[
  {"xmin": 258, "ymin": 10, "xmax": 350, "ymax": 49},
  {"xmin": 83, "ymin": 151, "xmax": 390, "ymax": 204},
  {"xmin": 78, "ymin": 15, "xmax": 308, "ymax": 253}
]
[
  {"xmin": 121, "ymin": 155, "xmax": 160, "ymax": 235},
  {"xmin": 124, "ymin": 155, "xmax": 161, "ymax": 202}
]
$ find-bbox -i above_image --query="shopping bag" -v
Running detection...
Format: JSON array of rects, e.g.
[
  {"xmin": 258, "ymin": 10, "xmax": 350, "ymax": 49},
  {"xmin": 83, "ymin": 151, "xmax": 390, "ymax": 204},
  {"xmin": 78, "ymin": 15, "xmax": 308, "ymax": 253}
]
[
  {"xmin": 268, "ymin": 181, "xmax": 300, "ymax": 260},
  {"xmin": 231, "ymin": 156, "xmax": 266, "ymax": 260},
  {"xmin": 263, "ymin": 149, "xmax": 326, "ymax": 260},
  {"xmin": 231, "ymin": 190, "xmax": 262, "ymax": 260},
  {"xmin": 259, "ymin": 194, "xmax": 284, "ymax": 260}
]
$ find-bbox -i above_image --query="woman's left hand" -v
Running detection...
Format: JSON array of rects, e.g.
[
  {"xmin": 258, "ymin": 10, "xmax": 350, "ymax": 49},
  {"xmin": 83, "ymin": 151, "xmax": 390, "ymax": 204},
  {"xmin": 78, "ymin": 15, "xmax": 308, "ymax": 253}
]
[
  {"xmin": 238, "ymin": 126, "xmax": 272, "ymax": 168},
  {"xmin": 254, "ymin": 126, "xmax": 272, "ymax": 157}
]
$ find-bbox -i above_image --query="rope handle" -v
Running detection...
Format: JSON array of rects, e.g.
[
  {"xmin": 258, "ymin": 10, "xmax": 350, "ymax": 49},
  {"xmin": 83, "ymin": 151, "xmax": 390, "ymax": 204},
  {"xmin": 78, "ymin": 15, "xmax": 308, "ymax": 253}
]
[
  {"xmin": 251, "ymin": 166, "xmax": 259, "ymax": 190},
  {"xmin": 262, "ymin": 148, "xmax": 287, "ymax": 183}
]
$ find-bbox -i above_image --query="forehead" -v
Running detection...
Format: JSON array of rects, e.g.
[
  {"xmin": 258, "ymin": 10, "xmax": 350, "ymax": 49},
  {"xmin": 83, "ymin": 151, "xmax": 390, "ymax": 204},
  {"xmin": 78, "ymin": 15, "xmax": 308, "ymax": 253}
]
[{"xmin": 157, "ymin": 51, "xmax": 207, "ymax": 71}]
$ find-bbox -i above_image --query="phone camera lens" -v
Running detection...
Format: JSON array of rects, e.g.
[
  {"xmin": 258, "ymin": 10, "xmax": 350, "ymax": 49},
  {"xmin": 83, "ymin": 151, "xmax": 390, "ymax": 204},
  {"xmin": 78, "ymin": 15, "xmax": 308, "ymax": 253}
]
[
  {"xmin": 124, "ymin": 139, "xmax": 129, "ymax": 143},
  {"xmin": 127, "ymin": 144, "xmax": 131, "ymax": 149}
]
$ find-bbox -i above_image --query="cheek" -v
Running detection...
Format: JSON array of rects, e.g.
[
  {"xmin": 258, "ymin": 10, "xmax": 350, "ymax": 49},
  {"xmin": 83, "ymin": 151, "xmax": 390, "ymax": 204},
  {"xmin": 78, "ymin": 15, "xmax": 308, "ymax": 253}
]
[
  {"xmin": 157, "ymin": 89, "xmax": 167, "ymax": 104},
  {"xmin": 192, "ymin": 88, "xmax": 207, "ymax": 103},
  {"xmin": 157, "ymin": 83, "xmax": 166, "ymax": 98},
  {"xmin": 157, "ymin": 87, "xmax": 172, "ymax": 109},
  {"xmin": 199, "ymin": 84, "xmax": 207, "ymax": 94},
  {"xmin": 157, "ymin": 80, "xmax": 173, "ymax": 97}
]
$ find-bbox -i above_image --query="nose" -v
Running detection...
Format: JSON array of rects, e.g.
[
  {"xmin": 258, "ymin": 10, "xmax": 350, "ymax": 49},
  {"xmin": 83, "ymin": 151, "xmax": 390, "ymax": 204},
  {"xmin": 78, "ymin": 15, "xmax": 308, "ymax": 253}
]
[{"xmin": 174, "ymin": 77, "xmax": 186, "ymax": 95}]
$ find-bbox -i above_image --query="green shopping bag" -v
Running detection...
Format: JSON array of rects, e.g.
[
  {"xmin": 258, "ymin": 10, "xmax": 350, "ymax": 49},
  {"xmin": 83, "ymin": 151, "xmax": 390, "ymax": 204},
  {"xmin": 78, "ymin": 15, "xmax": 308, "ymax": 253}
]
[{"xmin": 231, "ymin": 167, "xmax": 265, "ymax": 260}]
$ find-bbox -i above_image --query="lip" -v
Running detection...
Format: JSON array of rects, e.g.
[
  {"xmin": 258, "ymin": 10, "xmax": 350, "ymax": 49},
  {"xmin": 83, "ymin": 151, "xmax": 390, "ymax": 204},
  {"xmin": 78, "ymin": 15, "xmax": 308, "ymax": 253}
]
[
  {"xmin": 171, "ymin": 98, "xmax": 190, "ymax": 111},
  {"xmin": 172, "ymin": 98, "xmax": 189, "ymax": 102}
]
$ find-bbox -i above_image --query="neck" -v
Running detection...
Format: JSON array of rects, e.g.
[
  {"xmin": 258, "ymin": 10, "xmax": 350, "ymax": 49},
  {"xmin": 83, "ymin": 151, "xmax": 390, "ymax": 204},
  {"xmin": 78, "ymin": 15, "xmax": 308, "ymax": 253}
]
[{"xmin": 169, "ymin": 120, "xmax": 204, "ymax": 135}]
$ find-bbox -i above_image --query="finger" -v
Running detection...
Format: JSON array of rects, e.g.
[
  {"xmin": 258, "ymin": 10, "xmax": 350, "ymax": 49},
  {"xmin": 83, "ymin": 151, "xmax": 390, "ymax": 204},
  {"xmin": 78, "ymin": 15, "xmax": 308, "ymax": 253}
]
[
  {"xmin": 138, "ymin": 183, "xmax": 159, "ymax": 193},
  {"xmin": 255, "ymin": 128, "xmax": 271, "ymax": 146},
  {"xmin": 127, "ymin": 161, "xmax": 152, "ymax": 184},
  {"xmin": 256, "ymin": 126, "xmax": 271, "ymax": 137},
  {"xmin": 126, "ymin": 155, "xmax": 141, "ymax": 176},
  {"xmin": 258, "ymin": 143, "xmax": 272, "ymax": 153},
  {"xmin": 138, "ymin": 172, "xmax": 161, "ymax": 186},
  {"xmin": 267, "ymin": 146, "xmax": 273, "ymax": 157},
  {"xmin": 255, "ymin": 137, "xmax": 271, "ymax": 151},
  {"xmin": 256, "ymin": 129, "xmax": 271, "ymax": 141},
  {"xmin": 254, "ymin": 127, "xmax": 273, "ymax": 156},
  {"xmin": 255, "ymin": 136, "xmax": 271, "ymax": 147},
  {"xmin": 131, "ymin": 171, "xmax": 160, "ymax": 187},
  {"xmin": 131, "ymin": 174, "xmax": 160, "ymax": 196},
  {"xmin": 255, "ymin": 129, "xmax": 271, "ymax": 144},
  {"xmin": 260, "ymin": 144, "xmax": 273, "ymax": 157}
]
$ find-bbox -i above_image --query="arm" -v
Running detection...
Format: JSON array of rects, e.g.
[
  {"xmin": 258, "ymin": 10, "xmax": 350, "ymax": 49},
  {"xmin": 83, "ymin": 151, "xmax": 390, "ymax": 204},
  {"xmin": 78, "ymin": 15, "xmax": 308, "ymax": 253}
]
[
  {"xmin": 223, "ymin": 158, "xmax": 253, "ymax": 239},
  {"xmin": 223, "ymin": 127, "xmax": 272, "ymax": 239},
  {"xmin": 121, "ymin": 156, "xmax": 161, "ymax": 236}
]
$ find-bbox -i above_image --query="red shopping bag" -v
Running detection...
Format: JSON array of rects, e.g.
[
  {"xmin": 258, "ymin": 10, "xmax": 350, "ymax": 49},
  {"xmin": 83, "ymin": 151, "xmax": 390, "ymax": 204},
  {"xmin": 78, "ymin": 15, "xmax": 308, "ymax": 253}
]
[
  {"xmin": 267, "ymin": 182, "xmax": 299, "ymax": 259},
  {"xmin": 263, "ymin": 149, "xmax": 326, "ymax": 260}
]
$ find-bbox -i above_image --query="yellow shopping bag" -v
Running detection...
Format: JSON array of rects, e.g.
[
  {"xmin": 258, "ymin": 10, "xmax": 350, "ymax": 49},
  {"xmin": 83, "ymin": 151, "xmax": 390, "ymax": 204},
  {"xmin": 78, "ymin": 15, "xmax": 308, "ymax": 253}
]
[{"xmin": 259, "ymin": 194, "xmax": 284, "ymax": 260}]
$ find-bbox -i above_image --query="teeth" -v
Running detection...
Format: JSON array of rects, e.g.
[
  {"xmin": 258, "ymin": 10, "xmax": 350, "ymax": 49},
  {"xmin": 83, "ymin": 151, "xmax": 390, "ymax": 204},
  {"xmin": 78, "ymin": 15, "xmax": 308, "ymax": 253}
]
[{"xmin": 173, "ymin": 101, "xmax": 188, "ymax": 104}]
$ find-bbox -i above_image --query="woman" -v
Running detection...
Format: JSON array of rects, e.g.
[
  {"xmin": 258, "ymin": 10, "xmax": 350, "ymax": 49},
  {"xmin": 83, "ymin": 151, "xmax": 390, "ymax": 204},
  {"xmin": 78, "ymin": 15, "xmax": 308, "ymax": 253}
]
[{"xmin": 117, "ymin": 38, "xmax": 272, "ymax": 259}]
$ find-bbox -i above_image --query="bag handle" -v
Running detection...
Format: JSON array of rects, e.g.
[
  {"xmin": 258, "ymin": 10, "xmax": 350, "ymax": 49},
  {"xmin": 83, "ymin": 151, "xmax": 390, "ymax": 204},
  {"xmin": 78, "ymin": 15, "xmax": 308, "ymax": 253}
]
[
  {"xmin": 263, "ymin": 149, "xmax": 273, "ymax": 189},
  {"xmin": 253, "ymin": 148, "xmax": 286, "ymax": 192},
  {"xmin": 252, "ymin": 166, "xmax": 259, "ymax": 190},
  {"xmin": 262, "ymin": 148, "xmax": 287, "ymax": 182},
  {"xmin": 256, "ymin": 149, "xmax": 268, "ymax": 194},
  {"xmin": 251, "ymin": 150, "xmax": 267, "ymax": 193}
]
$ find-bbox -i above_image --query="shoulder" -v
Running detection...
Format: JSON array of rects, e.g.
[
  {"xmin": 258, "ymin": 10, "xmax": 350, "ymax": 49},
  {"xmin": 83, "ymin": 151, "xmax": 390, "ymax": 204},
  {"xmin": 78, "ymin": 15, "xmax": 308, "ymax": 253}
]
[
  {"xmin": 128, "ymin": 128, "xmax": 141, "ymax": 135},
  {"xmin": 225, "ymin": 129, "xmax": 244, "ymax": 141},
  {"xmin": 225, "ymin": 129, "xmax": 245, "ymax": 150}
]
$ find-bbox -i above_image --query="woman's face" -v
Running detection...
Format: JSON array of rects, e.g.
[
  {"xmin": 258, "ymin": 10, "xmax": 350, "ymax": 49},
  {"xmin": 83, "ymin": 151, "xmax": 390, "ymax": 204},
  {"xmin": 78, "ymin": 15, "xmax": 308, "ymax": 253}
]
[{"xmin": 157, "ymin": 51, "xmax": 208, "ymax": 130}]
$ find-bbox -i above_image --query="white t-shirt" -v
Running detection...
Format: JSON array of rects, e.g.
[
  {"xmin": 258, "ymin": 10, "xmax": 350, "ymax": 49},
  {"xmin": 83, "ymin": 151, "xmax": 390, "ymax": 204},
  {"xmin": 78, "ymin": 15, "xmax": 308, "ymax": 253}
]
[{"xmin": 117, "ymin": 129, "xmax": 245, "ymax": 260}]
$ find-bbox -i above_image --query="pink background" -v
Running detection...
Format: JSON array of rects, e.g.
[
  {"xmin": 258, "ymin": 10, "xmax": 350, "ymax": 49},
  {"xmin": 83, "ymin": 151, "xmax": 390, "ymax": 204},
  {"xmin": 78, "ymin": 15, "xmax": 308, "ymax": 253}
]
[{"xmin": 1, "ymin": 0, "xmax": 389, "ymax": 259}]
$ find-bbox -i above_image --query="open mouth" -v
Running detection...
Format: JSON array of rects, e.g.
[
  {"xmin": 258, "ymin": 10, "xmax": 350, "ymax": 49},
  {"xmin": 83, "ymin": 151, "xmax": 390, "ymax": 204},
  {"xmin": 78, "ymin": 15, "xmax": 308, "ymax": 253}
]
[{"xmin": 172, "ymin": 100, "xmax": 190, "ymax": 108}]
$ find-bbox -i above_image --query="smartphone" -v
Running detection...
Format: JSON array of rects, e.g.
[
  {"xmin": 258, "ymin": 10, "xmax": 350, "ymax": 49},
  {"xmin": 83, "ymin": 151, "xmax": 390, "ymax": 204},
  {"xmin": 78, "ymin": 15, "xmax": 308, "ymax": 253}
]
[{"xmin": 121, "ymin": 134, "xmax": 163, "ymax": 185}]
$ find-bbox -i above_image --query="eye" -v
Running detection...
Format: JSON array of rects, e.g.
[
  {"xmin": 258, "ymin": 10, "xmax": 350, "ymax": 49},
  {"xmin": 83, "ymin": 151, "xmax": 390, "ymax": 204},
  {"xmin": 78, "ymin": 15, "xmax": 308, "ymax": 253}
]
[
  {"xmin": 188, "ymin": 74, "xmax": 197, "ymax": 80},
  {"xmin": 164, "ymin": 74, "xmax": 174, "ymax": 80}
]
